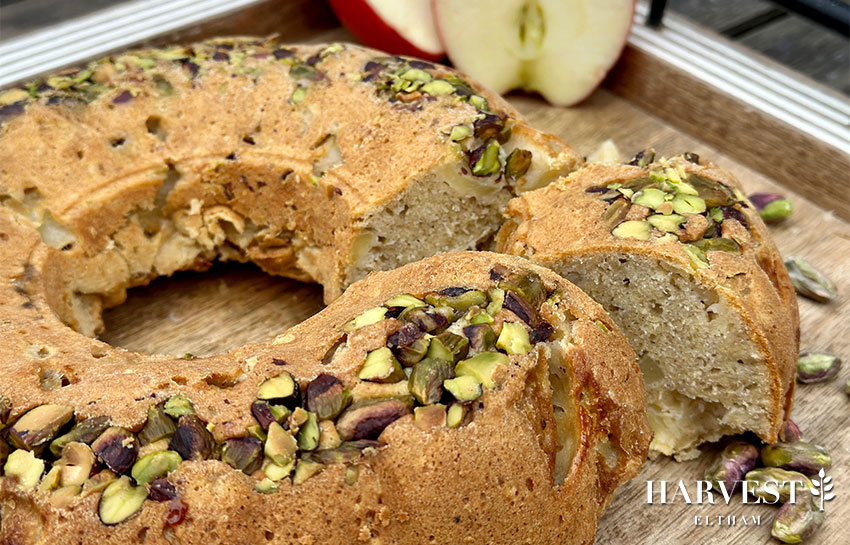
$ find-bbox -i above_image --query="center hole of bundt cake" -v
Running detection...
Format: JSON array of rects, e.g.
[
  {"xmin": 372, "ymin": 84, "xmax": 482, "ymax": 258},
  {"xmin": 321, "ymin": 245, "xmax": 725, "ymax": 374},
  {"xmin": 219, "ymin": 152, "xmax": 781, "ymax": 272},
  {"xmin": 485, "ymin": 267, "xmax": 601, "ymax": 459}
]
[{"xmin": 99, "ymin": 262, "xmax": 323, "ymax": 357}]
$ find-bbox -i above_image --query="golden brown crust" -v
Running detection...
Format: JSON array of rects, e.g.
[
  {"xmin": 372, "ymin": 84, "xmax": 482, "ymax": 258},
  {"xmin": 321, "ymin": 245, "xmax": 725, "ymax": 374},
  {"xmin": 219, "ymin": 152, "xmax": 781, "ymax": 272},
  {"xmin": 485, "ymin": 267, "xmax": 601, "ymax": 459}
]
[
  {"xmin": 496, "ymin": 159, "xmax": 799, "ymax": 449},
  {"xmin": 0, "ymin": 252, "xmax": 650, "ymax": 544}
]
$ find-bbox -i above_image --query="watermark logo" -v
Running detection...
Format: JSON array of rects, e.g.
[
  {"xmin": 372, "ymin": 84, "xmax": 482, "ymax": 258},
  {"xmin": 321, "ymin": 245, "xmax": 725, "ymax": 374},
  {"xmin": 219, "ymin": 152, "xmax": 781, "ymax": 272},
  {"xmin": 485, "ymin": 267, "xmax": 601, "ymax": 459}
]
[{"xmin": 810, "ymin": 468, "xmax": 835, "ymax": 511}]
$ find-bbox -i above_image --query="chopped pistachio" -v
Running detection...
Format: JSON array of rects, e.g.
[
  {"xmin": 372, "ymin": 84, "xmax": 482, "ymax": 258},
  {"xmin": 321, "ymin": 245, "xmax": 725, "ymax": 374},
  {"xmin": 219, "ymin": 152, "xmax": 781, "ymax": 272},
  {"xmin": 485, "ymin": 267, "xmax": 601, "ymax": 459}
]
[
  {"xmin": 58, "ymin": 442, "xmax": 96, "ymax": 487},
  {"xmin": 647, "ymin": 214, "xmax": 685, "ymax": 232},
  {"xmin": 265, "ymin": 422, "xmax": 297, "ymax": 467},
  {"xmin": 426, "ymin": 331, "xmax": 470, "ymax": 363},
  {"xmin": 297, "ymin": 412, "xmax": 320, "ymax": 451},
  {"xmin": 360, "ymin": 347, "xmax": 406, "ymax": 383},
  {"xmin": 446, "ymin": 403, "xmax": 468, "ymax": 428},
  {"xmin": 335, "ymin": 399, "xmax": 411, "ymax": 441},
  {"xmin": 293, "ymin": 459, "xmax": 325, "ymax": 484},
  {"xmin": 92, "ymin": 427, "xmax": 138, "ymax": 474},
  {"xmin": 414, "ymin": 404, "xmax": 447, "ymax": 430},
  {"xmin": 221, "ymin": 437, "xmax": 263, "ymax": 474},
  {"xmin": 317, "ymin": 420, "xmax": 342, "ymax": 450},
  {"xmin": 257, "ymin": 372, "xmax": 300, "ymax": 406},
  {"xmin": 400, "ymin": 68, "xmax": 432, "ymax": 82},
  {"xmin": 169, "ymin": 415, "xmax": 215, "ymax": 461},
  {"xmin": 254, "ymin": 477, "xmax": 278, "ymax": 493},
  {"xmin": 462, "ymin": 324, "xmax": 497, "ymax": 354},
  {"xmin": 632, "ymin": 188, "xmax": 666, "ymax": 209},
  {"xmin": 264, "ymin": 457, "xmax": 295, "ymax": 481},
  {"xmin": 344, "ymin": 306, "xmax": 387, "ymax": 332},
  {"xmin": 163, "ymin": 395, "xmax": 194, "ymax": 418},
  {"xmin": 291, "ymin": 85, "xmax": 307, "ymax": 104},
  {"xmin": 98, "ymin": 476, "xmax": 147, "ymax": 525},
  {"xmin": 455, "ymin": 352, "xmax": 508, "ymax": 389},
  {"xmin": 682, "ymin": 244, "xmax": 709, "ymax": 269},
  {"xmin": 409, "ymin": 358, "xmax": 454, "ymax": 405},
  {"xmin": 421, "ymin": 79, "xmax": 455, "ymax": 95},
  {"xmin": 50, "ymin": 415, "xmax": 110, "ymax": 456},
  {"xmin": 306, "ymin": 374, "xmax": 351, "ymax": 420},
  {"xmin": 469, "ymin": 95, "xmax": 488, "ymax": 110},
  {"xmin": 384, "ymin": 294, "xmax": 426, "ymax": 308},
  {"xmin": 612, "ymin": 220, "xmax": 651, "ymax": 240},
  {"xmin": 138, "ymin": 405, "xmax": 176, "ymax": 446},
  {"xmin": 449, "ymin": 125, "xmax": 472, "ymax": 141},
  {"xmin": 4, "ymin": 449, "xmax": 45, "ymax": 489},
  {"xmin": 8, "ymin": 404, "xmax": 75, "ymax": 450},
  {"xmin": 443, "ymin": 375, "xmax": 483, "ymax": 402},
  {"xmin": 131, "ymin": 450, "xmax": 181, "ymax": 485},
  {"xmin": 505, "ymin": 149, "xmax": 533, "ymax": 179},
  {"xmin": 496, "ymin": 322, "xmax": 532, "ymax": 355},
  {"xmin": 486, "ymin": 288, "xmax": 505, "ymax": 316},
  {"xmin": 672, "ymin": 194, "xmax": 706, "ymax": 214},
  {"xmin": 425, "ymin": 289, "xmax": 487, "ymax": 312},
  {"xmin": 472, "ymin": 141, "xmax": 501, "ymax": 177}
]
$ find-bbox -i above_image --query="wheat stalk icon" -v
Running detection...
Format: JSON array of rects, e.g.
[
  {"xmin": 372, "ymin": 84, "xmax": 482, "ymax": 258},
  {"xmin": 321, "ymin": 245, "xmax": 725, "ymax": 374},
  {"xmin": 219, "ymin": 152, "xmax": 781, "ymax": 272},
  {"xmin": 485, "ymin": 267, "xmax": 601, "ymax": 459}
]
[{"xmin": 810, "ymin": 468, "xmax": 835, "ymax": 511}]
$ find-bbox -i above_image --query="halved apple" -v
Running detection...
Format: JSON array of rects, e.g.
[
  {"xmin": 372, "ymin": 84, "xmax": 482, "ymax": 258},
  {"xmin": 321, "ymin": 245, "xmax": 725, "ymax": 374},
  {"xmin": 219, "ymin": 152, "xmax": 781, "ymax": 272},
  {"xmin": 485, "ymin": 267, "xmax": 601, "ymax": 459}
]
[
  {"xmin": 433, "ymin": 0, "xmax": 634, "ymax": 105},
  {"xmin": 329, "ymin": 0, "xmax": 445, "ymax": 61}
]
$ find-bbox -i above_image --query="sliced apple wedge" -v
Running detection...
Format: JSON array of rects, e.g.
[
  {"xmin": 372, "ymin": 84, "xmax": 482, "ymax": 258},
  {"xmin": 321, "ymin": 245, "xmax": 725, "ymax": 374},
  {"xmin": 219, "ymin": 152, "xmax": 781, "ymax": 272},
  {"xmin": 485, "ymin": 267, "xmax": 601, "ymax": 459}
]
[
  {"xmin": 330, "ymin": 0, "xmax": 445, "ymax": 61},
  {"xmin": 433, "ymin": 0, "xmax": 634, "ymax": 105}
]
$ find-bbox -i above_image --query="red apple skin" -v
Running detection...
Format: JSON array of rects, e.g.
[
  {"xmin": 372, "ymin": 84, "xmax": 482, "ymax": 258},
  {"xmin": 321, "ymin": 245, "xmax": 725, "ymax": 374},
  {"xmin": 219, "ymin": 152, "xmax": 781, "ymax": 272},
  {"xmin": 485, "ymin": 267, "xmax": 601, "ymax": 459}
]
[
  {"xmin": 329, "ymin": 0, "xmax": 445, "ymax": 61},
  {"xmin": 431, "ymin": 0, "xmax": 636, "ymax": 106}
]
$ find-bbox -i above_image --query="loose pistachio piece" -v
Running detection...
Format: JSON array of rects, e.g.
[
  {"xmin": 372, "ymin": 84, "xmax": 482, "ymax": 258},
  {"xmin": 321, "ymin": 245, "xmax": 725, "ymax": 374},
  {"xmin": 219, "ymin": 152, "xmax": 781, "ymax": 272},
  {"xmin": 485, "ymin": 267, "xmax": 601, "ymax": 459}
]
[
  {"xmin": 425, "ymin": 288, "xmax": 487, "ymax": 312},
  {"xmin": 131, "ymin": 450, "xmax": 181, "ymax": 485},
  {"xmin": 414, "ymin": 404, "xmax": 447, "ymax": 430},
  {"xmin": 384, "ymin": 294, "xmax": 426, "ymax": 308},
  {"xmin": 335, "ymin": 399, "xmax": 411, "ymax": 441},
  {"xmin": 221, "ymin": 437, "xmax": 263, "ymax": 475},
  {"xmin": 265, "ymin": 422, "xmax": 297, "ymax": 467},
  {"xmin": 496, "ymin": 322, "xmax": 532, "ymax": 355},
  {"xmin": 388, "ymin": 323, "xmax": 431, "ymax": 366},
  {"xmin": 306, "ymin": 373, "xmax": 351, "ymax": 420},
  {"xmin": 426, "ymin": 331, "xmax": 469, "ymax": 363},
  {"xmin": 50, "ymin": 415, "xmax": 110, "ymax": 456},
  {"xmin": 796, "ymin": 352, "xmax": 841, "ymax": 383},
  {"xmin": 704, "ymin": 441, "xmax": 759, "ymax": 494},
  {"xmin": 169, "ymin": 415, "xmax": 215, "ymax": 461},
  {"xmin": 446, "ymin": 403, "xmax": 469, "ymax": 428},
  {"xmin": 771, "ymin": 493, "xmax": 824, "ymax": 544},
  {"xmin": 472, "ymin": 141, "xmax": 501, "ymax": 176},
  {"xmin": 360, "ymin": 347, "xmax": 406, "ymax": 383},
  {"xmin": 138, "ymin": 405, "xmax": 177, "ymax": 446},
  {"xmin": 317, "ymin": 420, "xmax": 342, "ymax": 450},
  {"xmin": 297, "ymin": 412, "xmax": 320, "ymax": 451},
  {"xmin": 449, "ymin": 124, "xmax": 471, "ymax": 141},
  {"xmin": 264, "ymin": 457, "xmax": 295, "ymax": 481},
  {"xmin": 761, "ymin": 441, "xmax": 832, "ymax": 475},
  {"xmin": 745, "ymin": 468, "xmax": 812, "ymax": 503},
  {"xmin": 257, "ymin": 372, "xmax": 301, "ymax": 407},
  {"xmin": 344, "ymin": 306, "xmax": 387, "ymax": 332},
  {"xmin": 462, "ymin": 324, "xmax": 497, "ymax": 354},
  {"xmin": 92, "ymin": 427, "xmax": 138, "ymax": 475},
  {"xmin": 782, "ymin": 420, "xmax": 803, "ymax": 442},
  {"xmin": 9, "ymin": 404, "xmax": 75, "ymax": 450},
  {"xmin": 671, "ymin": 194, "xmax": 706, "ymax": 214},
  {"xmin": 58, "ymin": 442, "xmax": 96, "ymax": 486},
  {"xmin": 785, "ymin": 256, "xmax": 837, "ymax": 303},
  {"xmin": 409, "ymin": 358, "xmax": 454, "ymax": 405},
  {"xmin": 293, "ymin": 459, "xmax": 325, "ymax": 485},
  {"xmin": 603, "ymin": 198, "xmax": 631, "ymax": 230},
  {"xmin": 504, "ymin": 148, "xmax": 532, "ymax": 180},
  {"xmin": 612, "ymin": 220, "xmax": 651, "ymax": 240},
  {"xmin": 455, "ymin": 352, "xmax": 509, "ymax": 389},
  {"xmin": 163, "ymin": 395, "xmax": 194, "ymax": 418},
  {"xmin": 443, "ymin": 375, "xmax": 483, "ymax": 403},
  {"xmin": 749, "ymin": 193, "xmax": 793, "ymax": 223},
  {"xmin": 4, "ymin": 449, "xmax": 45, "ymax": 489},
  {"xmin": 98, "ymin": 476, "xmax": 147, "ymax": 525}
]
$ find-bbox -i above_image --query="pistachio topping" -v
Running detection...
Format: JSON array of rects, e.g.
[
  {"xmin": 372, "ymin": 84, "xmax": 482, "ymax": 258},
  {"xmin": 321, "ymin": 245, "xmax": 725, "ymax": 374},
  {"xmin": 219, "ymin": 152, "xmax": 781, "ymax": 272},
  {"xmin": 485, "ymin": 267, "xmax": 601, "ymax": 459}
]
[
  {"xmin": 92, "ymin": 427, "xmax": 138, "ymax": 475},
  {"xmin": 169, "ymin": 415, "xmax": 215, "ymax": 461},
  {"xmin": 221, "ymin": 437, "xmax": 263, "ymax": 474},
  {"xmin": 359, "ymin": 347, "xmax": 406, "ymax": 383},
  {"xmin": 163, "ymin": 395, "xmax": 195, "ymax": 418},
  {"xmin": 455, "ymin": 352, "xmax": 509, "ymax": 389},
  {"xmin": 9, "ymin": 404, "xmax": 75, "ymax": 451},
  {"xmin": 50, "ymin": 415, "xmax": 110, "ymax": 456},
  {"xmin": 4, "ymin": 449, "xmax": 45, "ymax": 489},
  {"xmin": 131, "ymin": 451, "xmax": 181, "ymax": 485},
  {"xmin": 409, "ymin": 358, "xmax": 454, "ymax": 405},
  {"xmin": 443, "ymin": 375, "xmax": 483, "ymax": 403},
  {"xmin": 305, "ymin": 373, "xmax": 351, "ymax": 420},
  {"xmin": 98, "ymin": 476, "xmax": 147, "ymax": 525}
]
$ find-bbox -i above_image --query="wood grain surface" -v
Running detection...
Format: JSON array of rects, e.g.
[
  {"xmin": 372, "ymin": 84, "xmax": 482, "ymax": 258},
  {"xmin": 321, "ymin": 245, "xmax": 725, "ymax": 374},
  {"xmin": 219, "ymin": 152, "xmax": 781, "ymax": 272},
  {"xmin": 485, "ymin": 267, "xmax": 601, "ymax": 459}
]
[{"xmin": 84, "ymin": 10, "xmax": 849, "ymax": 545}]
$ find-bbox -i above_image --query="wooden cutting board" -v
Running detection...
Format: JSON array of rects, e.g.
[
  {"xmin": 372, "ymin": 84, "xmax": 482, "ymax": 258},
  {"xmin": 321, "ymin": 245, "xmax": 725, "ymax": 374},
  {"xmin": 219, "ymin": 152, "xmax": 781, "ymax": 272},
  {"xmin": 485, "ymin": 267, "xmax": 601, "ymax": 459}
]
[{"xmin": 87, "ymin": 9, "xmax": 848, "ymax": 545}]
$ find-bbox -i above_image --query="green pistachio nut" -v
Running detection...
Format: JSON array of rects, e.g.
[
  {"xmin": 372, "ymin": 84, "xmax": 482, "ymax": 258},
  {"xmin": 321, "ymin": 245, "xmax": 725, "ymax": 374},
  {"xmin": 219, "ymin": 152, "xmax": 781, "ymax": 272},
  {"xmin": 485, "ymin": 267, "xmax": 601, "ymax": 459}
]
[
  {"xmin": 384, "ymin": 294, "xmax": 426, "ymax": 308},
  {"xmin": 632, "ymin": 188, "xmax": 666, "ymax": 209},
  {"xmin": 602, "ymin": 198, "xmax": 631, "ymax": 230},
  {"xmin": 344, "ymin": 306, "xmax": 387, "ymax": 332},
  {"xmin": 163, "ymin": 395, "xmax": 194, "ymax": 418},
  {"xmin": 771, "ymin": 493, "xmax": 824, "ymax": 544},
  {"xmin": 496, "ymin": 322, "xmax": 532, "ymax": 355},
  {"xmin": 446, "ymin": 403, "xmax": 469, "ymax": 428},
  {"xmin": 784, "ymin": 256, "xmax": 837, "ymax": 303},
  {"xmin": 131, "ymin": 450, "xmax": 181, "ymax": 485},
  {"xmin": 472, "ymin": 141, "xmax": 501, "ymax": 176},
  {"xmin": 796, "ymin": 352, "xmax": 841, "ymax": 383},
  {"xmin": 221, "ymin": 437, "xmax": 263, "ymax": 474},
  {"xmin": 761, "ymin": 441, "xmax": 832, "ymax": 475},
  {"xmin": 425, "ymin": 289, "xmax": 487, "ymax": 313},
  {"xmin": 413, "ymin": 404, "xmax": 447, "ymax": 430},
  {"xmin": 426, "ymin": 331, "xmax": 470, "ymax": 363},
  {"xmin": 359, "ymin": 347, "xmax": 406, "ymax": 383},
  {"xmin": 421, "ymin": 79, "xmax": 455, "ymax": 96},
  {"xmin": 745, "ymin": 468, "xmax": 812, "ymax": 503},
  {"xmin": 137, "ymin": 405, "xmax": 176, "ymax": 446},
  {"xmin": 296, "ymin": 412, "xmax": 320, "ymax": 451},
  {"xmin": 293, "ymin": 459, "xmax": 325, "ymax": 485},
  {"xmin": 504, "ymin": 149, "xmax": 533, "ymax": 179},
  {"xmin": 443, "ymin": 375, "xmax": 483, "ymax": 403},
  {"xmin": 409, "ymin": 358, "xmax": 454, "ymax": 405},
  {"xmin": 50, "ymin": 415, "xmax": 111, "ymax": 456},
  {"xmin": 98, "ymin": 476, "xmax": 147, "ymax": 525},
  {"xmin": 682, "ymin": 244, "xmax": 709, "ymax": 269},
  {"xmin": 8, "ymin": 404, "xmax": 75, "ymax": 451},
  {"xmin": 672, "ymin": 194, "xmax": 706, "ymax": 214},
  {"xmin": 264, "ymin": 422, "xmax": 297, "ymax": 467},
  {"xmin": 257, "ymin": 372, "xmax": 300, "ymax": 406},
  {"xmin": 647, "ymin": 214, "xmax": 685, "ymax": 232},
  {"xmin": 455, "ymin": 352, "xmax": 508, "ymax": 389},
  {"xmin": 4, "ymin": 449, "xmax": 45, "ymax": 489},
  {"xmin": 704, "ymin": 441, "xmax": 759, "ymax": 494},
  {"xmin": 612, "ymin": 220, "xmax": 652, "ymax": 240}
]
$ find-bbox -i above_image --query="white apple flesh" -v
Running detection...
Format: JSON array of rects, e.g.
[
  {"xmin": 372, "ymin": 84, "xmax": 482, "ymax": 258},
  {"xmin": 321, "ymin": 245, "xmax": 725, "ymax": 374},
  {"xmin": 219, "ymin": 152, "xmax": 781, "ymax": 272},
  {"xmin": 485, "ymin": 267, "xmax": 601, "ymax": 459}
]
[
  {"xmin": 433, "ymin": 0, "xmax": 634, "ymax": 105},
  {"xmin": 330, "ymin": 0, "xmax": 444, "ymax": 61}
]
